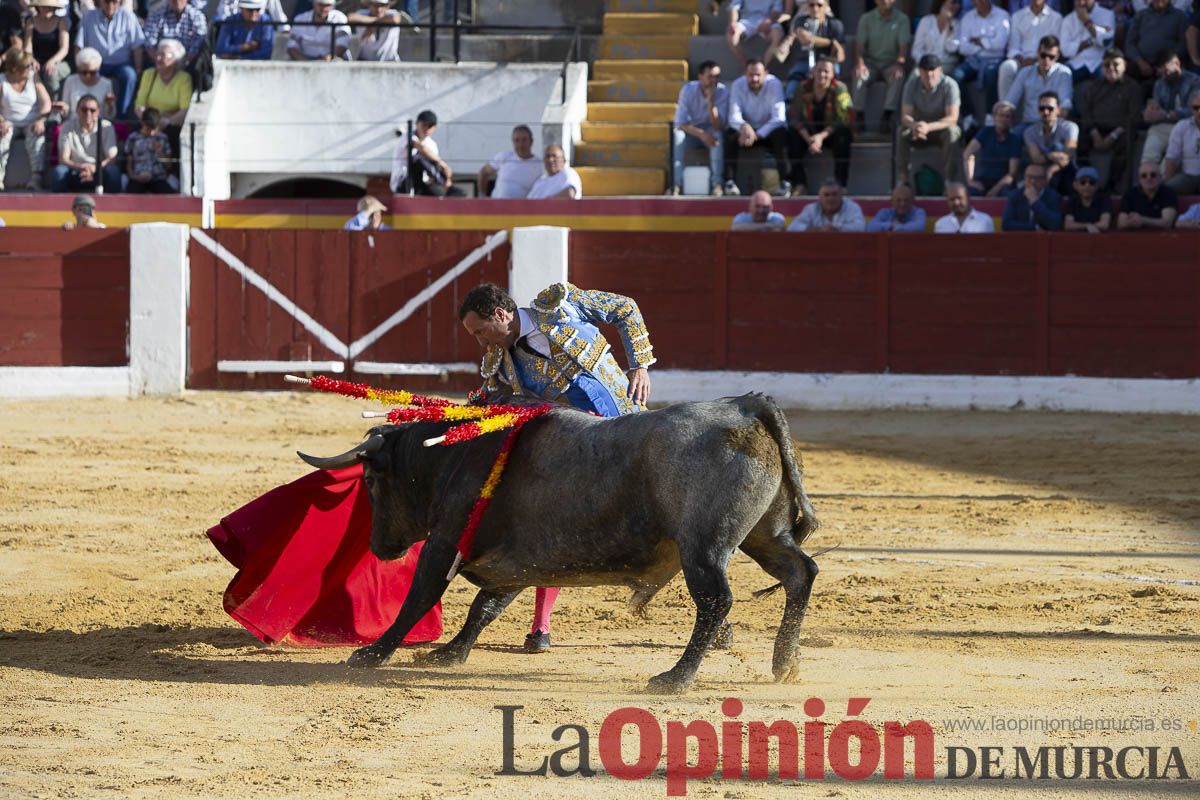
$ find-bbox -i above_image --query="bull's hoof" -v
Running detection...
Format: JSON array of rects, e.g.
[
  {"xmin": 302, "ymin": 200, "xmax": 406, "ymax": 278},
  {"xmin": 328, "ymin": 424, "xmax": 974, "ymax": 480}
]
[
  {"xmin": 413, "ymin": 645, "xmax": 468, "ymax": 667},
  {"xmin": 347, "ymin": 644, "xmax": 392, "ymax": 668},
  {"xmin": 772, "ymin": 660, "xmax": 801, "ymax": 683},
  {"xmin": 646, "ymin": 669, "xmax": 692, "ymax": 695},
  {"xmin": 713, "ymin": 621, "xmax": 734, "ymax": 650}
]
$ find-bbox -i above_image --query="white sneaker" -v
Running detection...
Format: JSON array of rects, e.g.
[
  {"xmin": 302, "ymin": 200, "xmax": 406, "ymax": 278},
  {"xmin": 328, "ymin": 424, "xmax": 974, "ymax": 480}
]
[{"xmin": 723, "ymin": 179, "xmax": 741, "ymax": 196}]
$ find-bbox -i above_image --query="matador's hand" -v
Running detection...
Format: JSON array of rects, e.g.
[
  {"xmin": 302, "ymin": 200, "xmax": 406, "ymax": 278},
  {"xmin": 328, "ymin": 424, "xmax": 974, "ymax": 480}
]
[{"xmin": 628, "ymin": 367, "xmax": 651, "ymax": 407}]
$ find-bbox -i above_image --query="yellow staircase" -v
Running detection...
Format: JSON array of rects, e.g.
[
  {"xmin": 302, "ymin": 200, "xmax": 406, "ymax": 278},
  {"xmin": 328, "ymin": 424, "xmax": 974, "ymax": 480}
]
[{"xmin": 576, "ymin": 0, "xmax": 697, "ymax": 195}]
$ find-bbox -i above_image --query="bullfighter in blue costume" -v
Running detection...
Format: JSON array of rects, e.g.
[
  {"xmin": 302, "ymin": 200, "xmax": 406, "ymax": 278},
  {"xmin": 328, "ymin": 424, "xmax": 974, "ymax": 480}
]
[{"xmin": 459, "ymin": 281, "xmax": 656, "ymax": 651}]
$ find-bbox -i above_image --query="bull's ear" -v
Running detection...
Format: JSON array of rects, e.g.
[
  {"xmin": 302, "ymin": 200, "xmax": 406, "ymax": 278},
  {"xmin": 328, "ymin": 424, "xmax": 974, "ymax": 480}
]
[{"xmin": 297, "ymin": 434, "xmax": 385, "ymax": 470}]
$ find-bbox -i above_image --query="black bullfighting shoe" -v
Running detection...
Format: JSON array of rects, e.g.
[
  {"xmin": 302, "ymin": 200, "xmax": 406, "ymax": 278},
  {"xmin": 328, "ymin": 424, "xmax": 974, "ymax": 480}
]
[{"xmin": 524, "ymin": 630, "xmax": 551, "ymax": 653}]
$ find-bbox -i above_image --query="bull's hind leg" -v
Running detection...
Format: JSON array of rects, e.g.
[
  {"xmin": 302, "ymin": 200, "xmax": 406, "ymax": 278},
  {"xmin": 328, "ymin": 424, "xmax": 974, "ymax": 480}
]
[
  {"xmin": 739, "ymin": 532, "xmax": 819, "ymax": 683},
  {"xmin": 646, "ymin": 548, "xmax": 733, "ymax": 695},
  {"xmin": 417, "ymin": 588, "xmax": 520, "ymax": 666}
]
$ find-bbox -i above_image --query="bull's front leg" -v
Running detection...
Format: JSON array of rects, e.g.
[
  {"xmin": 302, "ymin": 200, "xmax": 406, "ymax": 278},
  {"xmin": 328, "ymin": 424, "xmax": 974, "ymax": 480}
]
[
  {"xmin": 646, "ymin": 556, "xmax": 733, "ymax": 694},
  {"xmin": 348, "ymin": 537, "xmax": 458, "ymax": 668},
  {"xmin": 417, "ymin": 588, "xmax": 520, "ymax": 666}
]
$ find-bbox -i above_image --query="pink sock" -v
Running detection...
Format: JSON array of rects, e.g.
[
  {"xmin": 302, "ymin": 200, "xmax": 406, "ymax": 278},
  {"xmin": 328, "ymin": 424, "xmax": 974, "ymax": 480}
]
[{"xmin": 531, "ymin": 587, "xmax": 560, "ymax": 634}]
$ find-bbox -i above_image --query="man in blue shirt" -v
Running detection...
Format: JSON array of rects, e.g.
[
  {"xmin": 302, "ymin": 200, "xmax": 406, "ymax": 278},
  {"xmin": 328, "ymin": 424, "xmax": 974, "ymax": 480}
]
[
  {"xmin": 343, "ymin": 195, "xmax": 390, "ymax": 231},
  {"xmin": 1002, "ymin": 162, "xmax": 1063, "ymax": 229},
  {"xmin": 671, "ymin": 60, "xmax": 729, "ymax": 196},
  {"xmin": 75, "ymin": 0, "xmax": 145, "ymax": 118},
  {"xmin": 214, "ymin": 0, "xmax": 275, "ymax": 61},
  {"xmin": 731, "ymin": 190, "xmax": 786, "ymax": 229},
  {"xmin": 727, "ymin": 58, "xmax": 791, "ymax": 196},
  {"xmin": 868, "ymin": 182, "xmax": 928, "ymax": 231}
]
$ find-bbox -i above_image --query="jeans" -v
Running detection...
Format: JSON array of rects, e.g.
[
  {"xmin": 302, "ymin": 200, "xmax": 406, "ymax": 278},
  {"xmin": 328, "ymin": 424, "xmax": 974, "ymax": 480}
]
[
  {"xmin": 951, "ymin": 56, "xmax": 1002, "ymax": 121},
  {"xmin": 672, "ymin": 128, "xmax": 723, "ymax": 190},
  {"xmin": 100, "ymin": 62, "xmax": 138, "ymax": 119},
  {"xmin": 52, "ymin": 162, "xmax": 123, "ymax": 194}
]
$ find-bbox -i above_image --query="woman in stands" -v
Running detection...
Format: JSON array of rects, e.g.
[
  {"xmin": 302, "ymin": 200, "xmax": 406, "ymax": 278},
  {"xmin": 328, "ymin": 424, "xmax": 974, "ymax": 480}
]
[
  {"xmin": 134, "ymin": 38, "xmax": 192, "ymax": 170},
  {"xmin": 56, "ymin": 48, "xmax": 116, "ymax": 122},
  {"xmin": 912, "ymin": 0, "xmax": 962, "ymax": 74},
  {"xmin": 0, "ymin": 48, "xmax": 51, "ymax": 190},
  {"xmin": 787, "ymin": 56, "xmax": 853, "ymax": 196},
  {"xmin": 23, "ymin": 0, "xmax": 69, "ymax": 101}
]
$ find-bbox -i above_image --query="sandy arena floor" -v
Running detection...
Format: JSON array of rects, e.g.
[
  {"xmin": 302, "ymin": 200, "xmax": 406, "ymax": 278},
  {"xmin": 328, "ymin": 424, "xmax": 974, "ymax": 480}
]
[{"xmin": 0, "ymin": 391, "xmax": 1197, "ymax": 799}]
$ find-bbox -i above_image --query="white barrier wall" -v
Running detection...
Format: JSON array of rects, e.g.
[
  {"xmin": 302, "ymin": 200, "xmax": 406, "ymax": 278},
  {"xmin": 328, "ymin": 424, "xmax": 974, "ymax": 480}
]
[{"xmin": 182, "ymin": 61, "xmax": 589, "ymax": 199}]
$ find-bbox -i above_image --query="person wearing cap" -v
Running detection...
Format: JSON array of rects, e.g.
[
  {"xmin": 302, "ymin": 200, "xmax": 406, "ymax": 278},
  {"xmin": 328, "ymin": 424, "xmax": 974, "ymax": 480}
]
[
  {"xmin": 74, "ymin": 0, "xmax": 145, "ymax": 119},
  {"xmin": 348, "ymin": 0, "xmax": 402, "ymax": 62},
  {"xmin": 390, "ymin": 108, "xmax": 464, "ymax": 196},
  {"xmin": 1063, "ymin": 166, "xmax": 1112, "ymax": 231},
  {"xmin": 344, "ymin": 195, "xmax": 390, "ymax": 230},
  {"xmin": 62, "ymin": 194, "xmax": 106, "ymax": 230},
  {"xmin": 214, "ymin": 0, "xmax": 275, "ymax": 61},
  {"xmin": 1076, "ymin": 48, "xmax": 1141, "ymax": 192},
  {"xmin": 143, "ymin": 0, "xmax": 207, "ymax": 68},
  {"xmin": 213, "ymin": 0, "xmax": 290, "ymax": 34},
  {"xmin": 288, "ymin": 0, "xmax": 351, "ymax": 61},
  {"xmin": 898, "ymin": 53, "xmax": 962, "ymax": 188},
  {"xmin": 23, "ymin": 0, "xmax": 70, "ymax": 100}
]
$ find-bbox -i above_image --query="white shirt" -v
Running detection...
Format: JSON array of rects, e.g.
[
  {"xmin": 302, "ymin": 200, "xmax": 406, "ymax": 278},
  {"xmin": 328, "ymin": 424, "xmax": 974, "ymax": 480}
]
[
  {"xmin": 1131, "ymin": 0, "xmax": 1190, "ymax": 11},
  {"xmin": 1166, "ymin": 117, "xmax": 1200, "ymax": 176},
  {"xmin": 354, "ymin": 8, "xmax": 401, "ymax": 62},
  {"xmin": 287, "ymin": 10, "xmax": 350, "ymax": 59},
  {"xmin": 61, "ymin": 74, "xmax": 114, "ymax": 121},
  {"xmin": 958, "ymin": 7, "xmax": 1011, "ymax": 60},
  {"xmin": 389, "ymin": 133, "xmax": 438, "ymax": 192},
  {"xmin": 527, "ymin": 166, "xmax": 583, "ymax": 199},
  {"xmin": 516, "ymin": 308, "xmax": 552, "ymax": 357},
  {"xmin": 1059, "ymin": 6, "xmax": 1114, "ymax": 72},
  {"xmin": 912, "ymin": 15, "xmax": 961, "ymax": 66},
  {"xmin": 1006, "ymin": 5, "xmax": 1063, "ymax": 59},
  {"xmin": 935, "ymin": 208, "xmax": 996, "ymax": 232},
  {"xmin": 488, "ymin": 150, "xmax": 543, "ymax": 198}
]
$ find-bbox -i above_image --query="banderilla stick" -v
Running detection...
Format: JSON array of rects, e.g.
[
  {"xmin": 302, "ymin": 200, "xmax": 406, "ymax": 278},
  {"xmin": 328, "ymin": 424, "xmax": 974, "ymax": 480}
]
[{"xmin": 284, "ymin": 374, "xmax": 312, "ymax": 385}]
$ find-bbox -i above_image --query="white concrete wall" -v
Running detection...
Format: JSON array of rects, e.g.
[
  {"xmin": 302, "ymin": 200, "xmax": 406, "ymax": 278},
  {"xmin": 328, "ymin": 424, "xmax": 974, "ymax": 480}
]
[
  {"xmin": 510, "ymin": 226, "xmax": 569, "ymax": 305},
  {"xmin": 183, "ymin": 60, "xmax": 589, "ymax": 199},
  {"xmin": 129, "ymin": 224, "xmax": 189, "ymax": 395}
]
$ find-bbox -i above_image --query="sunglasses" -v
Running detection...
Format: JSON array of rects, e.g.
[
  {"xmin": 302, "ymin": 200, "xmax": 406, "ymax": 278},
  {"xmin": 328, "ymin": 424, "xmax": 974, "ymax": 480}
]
[
  {"xmin": 1038, "ymin": 53, "xmax": 1058, "ymax": 60},
  {"xmin": 1076, "ymin": 178, "xmax": 1096, "ymax": 185},
  {"xmin": 1038, "ymin": 105, "xmax": 1056, "ymax": 112},
  {"xmin": 78, "ymin": 69, "xmax": 98, "ymax": 76}
]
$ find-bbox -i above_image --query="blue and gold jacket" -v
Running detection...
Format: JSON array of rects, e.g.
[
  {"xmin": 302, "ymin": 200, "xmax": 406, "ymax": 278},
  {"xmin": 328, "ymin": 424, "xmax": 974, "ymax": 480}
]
[{"xmin": 479, "ymin": 283, "xmax": 655, "ymax": 414}]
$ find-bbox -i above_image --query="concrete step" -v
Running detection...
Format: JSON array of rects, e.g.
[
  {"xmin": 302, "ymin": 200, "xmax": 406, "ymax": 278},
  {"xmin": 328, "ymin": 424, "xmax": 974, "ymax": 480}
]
[
  {"xmin": 581, "ymin": 121, "xmax": 668, "ymax": 143},
  {"xmin": 577, "ymin": 166, "xmax": 667, "ymax": 195},
  {"xmin": 598, "ymin": 34, "xmax": 690, "ymax": 60},
  {"xmin": 603, "ymin": 12, "xmax": 698, "ymax": 35},
  {"xmin": 593, "ymin": 58, "xmax": 688, "ymax": 82},
  {"xmin": 607, "ymin": 0, "xmax": 697, "ymax": 12},
  {"xmin": 575, "ymin": 141, "xmax": 669, "ymax": 167},
  {"xmin": 587, "ymin": 101, "xmax": 676, "ymax": 121},
  {"xmin": 588, "ymin": 78, "xmax": 683, "ymax": 102}
]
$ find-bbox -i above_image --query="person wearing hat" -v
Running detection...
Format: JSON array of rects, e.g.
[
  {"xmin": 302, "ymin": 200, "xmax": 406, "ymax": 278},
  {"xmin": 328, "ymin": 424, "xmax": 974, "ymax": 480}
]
[
  {"xmin": 62, "ymin": 194, "xmax": 106, "ymax": 230},
  {"xmin": 213, "ymin": 0, "xmax": 290, "ymax": 34},
  {"xmin": 344, "ymin": 194, "xmax": 391, "ymax": 230},
  {"xmin": 1063, "ymin": 165, "xmax": 1113, "ymax": 231},
  {"xmin": 214, "ymin": 0, "xmax": 275, "ymax": 61},
  {"xmin": 288, "ymin": 0, "xmax": 351, "ymax": 61},
  {"xmin": 1076, "ymin": 48, "xmax": 1141, "ymax": 192},
  {"xmin": 348, "ymin": 0, "xmax": 402, "ymax": 62},
  {"xmin": 898, "ymin": 53, "xmax": 962, "ymax": 188},
  {"xmin": 23, "ymin": 0, "xmax": 70, "ymax": 100}
]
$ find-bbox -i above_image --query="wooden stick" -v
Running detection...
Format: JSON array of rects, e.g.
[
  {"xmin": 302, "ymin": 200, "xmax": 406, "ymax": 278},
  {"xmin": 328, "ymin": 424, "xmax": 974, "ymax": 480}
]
[
  {"xmin": 284, "ymin": 375, "xmax": 312, "ymax": 385},
  {"xmin": 362, "ymin": 411, "xmax": 390, "ymax": 419},
  {"xmin": 423, "ymin": 435, "xmax": 447, "ymax": 447}
]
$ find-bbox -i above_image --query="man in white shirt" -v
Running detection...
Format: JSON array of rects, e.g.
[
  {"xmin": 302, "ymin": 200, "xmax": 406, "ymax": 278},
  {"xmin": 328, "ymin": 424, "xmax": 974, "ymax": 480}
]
[
  {"xmin": 999, "ymin": 0, "xmax": 1062, "ymax": 101},
  {"xmin": 287, "ymin": 0, "xmax": 350, "ymax": 60},
  {"xmin": 727, "ymin": 58, "xmax": 790, "ymax": 196},
  {"xmin": 478, "ymin": 125, "xmax": 542, "ymax": 199},
  {"xmin": 1164, "ymin": 90, "xmax": 1200, "ymax": 193},
  {"xmin": 527, "ymin": 144, "xmax": 583, "ymax": 199},
  {"xmin": 935, "ymin": 181, "xmax": 997, "ymax": 231},
  {"xmin": 951, "ymin": 0, "xmax": 1011, "ymax": 127},
  {"xmin": 1059, "ymin": 0, "xmax": 1115, "ymax": 82}
]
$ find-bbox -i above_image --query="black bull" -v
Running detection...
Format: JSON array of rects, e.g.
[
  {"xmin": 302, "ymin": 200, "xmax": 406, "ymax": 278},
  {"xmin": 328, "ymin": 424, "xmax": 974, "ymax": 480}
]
[{"xmin": 300, "ymin": 393, "xmax": 820, "ymax": 694}]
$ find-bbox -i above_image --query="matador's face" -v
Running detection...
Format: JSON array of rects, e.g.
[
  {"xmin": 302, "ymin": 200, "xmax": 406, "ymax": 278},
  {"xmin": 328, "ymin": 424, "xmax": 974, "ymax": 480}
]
[{"xmin": 462, "ymin": 308, "xmax": 518, "ymax": 351}]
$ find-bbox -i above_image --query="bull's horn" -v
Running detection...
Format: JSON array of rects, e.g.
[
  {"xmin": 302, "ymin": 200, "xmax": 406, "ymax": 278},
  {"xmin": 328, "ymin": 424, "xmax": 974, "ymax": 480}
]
[{"xmin": 297, "ymin": 434, "xmax": 384, "ymax": 470}]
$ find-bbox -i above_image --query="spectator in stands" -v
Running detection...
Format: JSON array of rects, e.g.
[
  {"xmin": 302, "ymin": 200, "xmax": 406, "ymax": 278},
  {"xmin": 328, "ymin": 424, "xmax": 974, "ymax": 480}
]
[
  {"xmin": 1174, "ymin": 201, "xmax": 1200, "ymax": 226},
  {"xmin": 1188, "ymin": 10, "xmax": 1200, "ymax": 72},
  {"xmin": 728, "ymin": 58, "xmax": 791, "ymax": 196},
  {"xmin": 143, "ymin": 0, "xmax": 207, "ymax": 69},
  {"xmin": 999, "ymin": 0, "xmax": 1062, "ymax": 101},
  {"xmin": 1063, "ymin": 166, "xmax": 1113, "ymax": 231},
  {"xmin": 731, "ymin": 189, "xmax": 786, "ymax": 229},
  {"xmin": 213, "ymin": 0, "xmax": 289, "ymax": 32},
  {"xmin": 75, "ymin": 0, "xmax": 144, "ymax": 119},
  {"xmin": 63, "ymin": 194, "xmax": 105, "ymax": 229},
  {"xmin": 1076, "ymin": 49, "xmax": 1141, "ymax": 191},
  {"xmin": 1061, "ymin": 0, "xmax": 1115, "ymax": 83},
  {"xmin": 24, "ymin": 0, "xmax": 70, "ymax": 101},
  {"xmin": 288, "ymin": 0, "xmax": 350, "ymax": 61},
  {"xmin": 0, "ymin": 2, "xmax": 22, "ymax": 53},
  {"xmin": 1164, "ymin": 89, "xmax": 1200, "ymax": 191},
  {"xmin": 53, "ymin": 94, "xmax": 120, "ymax": 193},
  {"xmin": 868, "ymin": 181, "xmax": 927, "ymax": 230},
  {"xmin": 963, "ymin": 100, "xmax": 1021, "ymax": 196},
  {"xmin": 912, "ymin": 0, "xmax": 962, "ymax": 77},
  {"xmin": 0, "ymin": 48, "xmax": 50, "ymax": 191},
  {"xmin": 214, "ymin": 0, "xmax": 274, "ymax": 61},
  {"xmin": 479, "ymin": 124, "xmax": 542, "ymax": 198},
  {"xmin": 787, "ymin": 177, "xmax": 865, "ymax": 230},
  {"xmin": 852, "ymin": 0, "xmax": 912, "ymax": 135},
  {"xmin": 390, "ymin": 109, "xmax": 464, "ymax": 196},
  {"xmin": 1125, "ymin": 0, "xmax": 1188, "ymax": 81},
  {"xmin": 952, "ymin": 0, "xmax": 1009, "ymax": 130},
  {"xmin": 1002, "ymin": 163, "xmax": 1063, "ymax": 229},
  {"xmin": 787, "ymin": 56, "xmax": 853, "ymax": 194},
  {"xmin": 1142, "ymin": 49, "xmax": 1200, "ymax": 169},
  {"xmin": 125, "ymin": 107, "xmax": 176, "ymax": 194},
  {"xmin": 935, "ymin": 181, "xmax": 997, "ymax": 231},
  {"xmin": 670, "ymin": 60, "xmax": 728, "ymax": 196},
  {"xmin": 1024, "ymin": 90, "xmax": 1077, "ymax": 194},
  {"xmin": 527, "ymin": 144, "xmax": 583, "ymax": 199},
  {"xmin": 898, "ymin": 54, "xmax": 962, "ymax": 187},
  {"xmin": 1006, "ymin": 35, "xmax": 1072, "ymax": 126},
  {"xmin": 780, "ymin": 0, "xmax": 845, "ymax": 97},
  {"xmin": 349, "ymin": 0, "xmax": 402, "ymax": 62},
  {"xmin": 1118, "ymin": 159, "xmax": 1178, "ymax": 226},
  {"xmin": 134, "ymin": 37, "xmax": 192, "ymax": 163},
  {"xmin": 57, "ymin": 49, "xmax": 115, "ymax": 121},
  {"xmin": 727, "ymin": 0, "xmax": 785, "ymax": 67},
  {"xmin": 344, "ymin": 194, "xmax": 390, "ymax": 230}
]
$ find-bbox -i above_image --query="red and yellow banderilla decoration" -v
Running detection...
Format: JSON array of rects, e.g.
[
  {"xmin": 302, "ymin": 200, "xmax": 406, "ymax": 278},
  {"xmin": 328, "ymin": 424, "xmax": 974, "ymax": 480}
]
[{"xmin": 286, "ymin": 374, "xmax": 552, "ymax": 578}]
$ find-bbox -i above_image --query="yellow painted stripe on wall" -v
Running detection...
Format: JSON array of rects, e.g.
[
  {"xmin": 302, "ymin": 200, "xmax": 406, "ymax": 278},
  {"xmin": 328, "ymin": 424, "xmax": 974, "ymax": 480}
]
[{"xmin": 0, "ymin": 211, "xmax": 202, "ymax": 227}]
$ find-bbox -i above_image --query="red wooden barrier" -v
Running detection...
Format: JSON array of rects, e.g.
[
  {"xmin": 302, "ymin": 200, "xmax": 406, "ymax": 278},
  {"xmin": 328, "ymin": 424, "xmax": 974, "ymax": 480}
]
[{"xmin": 0, "ymin": 229, "xmax": 129, "ymax": 367}]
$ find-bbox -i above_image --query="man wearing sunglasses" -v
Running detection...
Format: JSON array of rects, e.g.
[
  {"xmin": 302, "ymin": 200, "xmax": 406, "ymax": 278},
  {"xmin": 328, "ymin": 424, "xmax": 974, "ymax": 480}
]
[
  {"xmin": 1023, "ymin": 90, "xmax": 1077, "ymax": 194},
  {"xmin": 1076, "ymin": 49, "xmax": 1141, "ymax": 191},
  {"xmin": 1118, "ymin": 160, "xmax": 1178, "ymax": 228},
  {"xmin": 75, "ymin": 0, "xmax": 145, "ymax": 119},
  {"xmin": 1063, "ymin": 165, "xmax": 1112, "ymax": 231},
  {"xmin": 1164, "ymin": 89, "xmax": 1200, "ymax": 193},
  {"xmin": 1006, "ymin": 35, "xmax": 1072, "ymax": 127}
]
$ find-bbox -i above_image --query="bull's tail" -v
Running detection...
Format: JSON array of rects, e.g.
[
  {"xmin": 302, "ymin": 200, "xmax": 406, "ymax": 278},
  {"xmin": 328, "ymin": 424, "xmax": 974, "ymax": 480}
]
[{"xmin": 737, "ymin": 392, "xmax": 820, "ymax": 546}]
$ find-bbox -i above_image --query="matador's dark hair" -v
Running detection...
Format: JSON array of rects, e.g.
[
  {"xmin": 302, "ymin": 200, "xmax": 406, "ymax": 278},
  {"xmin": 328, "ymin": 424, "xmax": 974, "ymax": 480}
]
[{"xmin": 459, "ymin": 282, "xmax": 516, "ymax": 320}]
